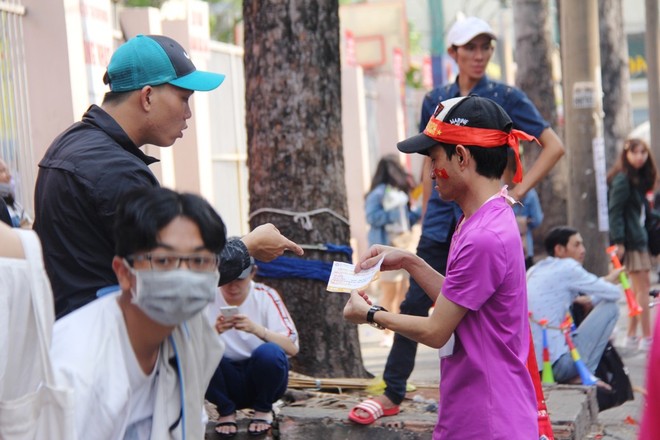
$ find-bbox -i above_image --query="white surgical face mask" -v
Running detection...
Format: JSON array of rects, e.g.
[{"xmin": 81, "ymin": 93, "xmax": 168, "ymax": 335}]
[{"xmin": 125, "ymin": 262, "xmax": 219, "ymax": 326}]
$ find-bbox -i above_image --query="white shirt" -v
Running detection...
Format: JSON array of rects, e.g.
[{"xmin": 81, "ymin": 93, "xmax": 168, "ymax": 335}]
[
  {"xmin": 51, "ymin": 292, "xmax": 224, "ymax": 440},
  {"xmin": 123, "ymin": 340, "xmax": 159, "ymax": 440},
  {"xmin": 207, "ymin": 281, "xmax": 299, "ymax": 361},
  {"xmin": 0, "ymin": 230, "xmax": 55, "ymax": 400}
]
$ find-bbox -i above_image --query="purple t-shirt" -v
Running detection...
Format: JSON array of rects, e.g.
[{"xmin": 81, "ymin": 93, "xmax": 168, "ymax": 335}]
[{"xmin": 434, "ymin": 197, "xmax": 537, "ymax": 440}]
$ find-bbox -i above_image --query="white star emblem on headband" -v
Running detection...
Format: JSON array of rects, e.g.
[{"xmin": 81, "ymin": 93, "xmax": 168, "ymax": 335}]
[{"xmin": 183, "ymin": 51, "xmax": 191, "ymax": 60}]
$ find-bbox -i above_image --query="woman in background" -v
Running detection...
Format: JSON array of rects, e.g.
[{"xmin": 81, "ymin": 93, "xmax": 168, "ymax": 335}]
[
  {"xmin": 365, "ymin": 154, "xmax": 421, "ymax": 347},
  {"xmin": 607, "ymin": 138, "xmax": 658, "ymax": 351}
]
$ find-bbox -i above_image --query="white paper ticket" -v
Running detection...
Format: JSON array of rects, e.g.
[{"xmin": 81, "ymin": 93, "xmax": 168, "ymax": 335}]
[{"xmin": 326, "ymin": 256, "xmax": 384, "ymax": 293}]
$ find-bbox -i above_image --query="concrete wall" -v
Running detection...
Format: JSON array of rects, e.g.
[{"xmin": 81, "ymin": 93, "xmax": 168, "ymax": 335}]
[{"xmin": 22, "ymin": 0, "xmax": 89, "ymax": 163}]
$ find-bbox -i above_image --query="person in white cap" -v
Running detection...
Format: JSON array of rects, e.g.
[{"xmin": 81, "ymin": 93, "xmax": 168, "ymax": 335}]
[
  {"xmin": 347, "ymin": 16, "xmax": 565, "ymax": 425},
  {"xmin": 34, "ymin": 34, "xmax": 303, "ymax": 319}
]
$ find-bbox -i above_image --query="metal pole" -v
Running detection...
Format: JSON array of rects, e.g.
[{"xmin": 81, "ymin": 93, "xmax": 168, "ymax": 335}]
[{"xmin": 429, "ymin": 0, "xmax": 445, "ymax": 87}]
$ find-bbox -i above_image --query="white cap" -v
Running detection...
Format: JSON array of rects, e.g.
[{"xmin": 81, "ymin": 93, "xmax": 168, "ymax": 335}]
[{"xmin": 446, "ymin": 17, "xmax": 497, "ymax": 49}]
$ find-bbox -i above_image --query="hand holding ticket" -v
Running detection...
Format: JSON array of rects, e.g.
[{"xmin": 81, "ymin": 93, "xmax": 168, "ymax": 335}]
[{"xmin": 326, "ymin": 256, "xmax": 385, "ymax": 293}]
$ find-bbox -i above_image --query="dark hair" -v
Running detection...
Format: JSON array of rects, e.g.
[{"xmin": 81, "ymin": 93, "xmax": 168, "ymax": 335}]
[
  {"xmin": 439, "ymin": 143, "xmax": 509, "ymax": 180},
  {"xmin": 606, "ymin": 138, "xmax": 658, "ymax": 192},
  {"xmin": 368, "ymin": 154, "xmax": 413, "ymax": 193},
  {"xmin": 114, "ymin": 187, "xmax": 227, "ymax": 257},
  {"xmin": 505, "ymin": 147, "xmax": 518, "ymax": 174},
  {"xmin": 544, "ymin": 226, "xmax": 579, "ymax": 256}
]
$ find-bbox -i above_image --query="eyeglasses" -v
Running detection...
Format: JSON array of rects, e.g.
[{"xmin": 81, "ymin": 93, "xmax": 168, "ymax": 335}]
[{"xmin": 126, "ymin": 253, "xmax": 220, "ymax": 272}]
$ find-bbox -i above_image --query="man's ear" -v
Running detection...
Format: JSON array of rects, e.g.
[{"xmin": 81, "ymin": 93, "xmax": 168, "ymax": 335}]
[
  {"xmin": 553, "ymin": 244, "xmax": 565, "ymax": 258},
  {"xmin": 455, "ymin": 145, "xmax": 469, "ymax": 167},
  {"xmin": 447, "ymin": 46, "xmax": 458, "ymax": 62},
  {"xmin": 139, "ymin": 85, "xmax": 153, "ymax": 110},
  {"xmin": 113, "ymin": 256, "xmax": 133, "ymax": 291}
]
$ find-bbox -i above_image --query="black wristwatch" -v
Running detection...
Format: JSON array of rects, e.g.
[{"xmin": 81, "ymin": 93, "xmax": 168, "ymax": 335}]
[{"xmin": 367, "ymin": 305, "xmax": 388, "ymax": 330}]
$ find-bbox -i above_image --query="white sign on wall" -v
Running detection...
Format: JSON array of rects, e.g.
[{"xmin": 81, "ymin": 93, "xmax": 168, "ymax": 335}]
[
  {"xmin": 592, "ymin": 136, "xmax": 609, "ymax": 231},
  {"xmin": 573, "ymin": 82, "xmax": 596, "ymax": 109}
]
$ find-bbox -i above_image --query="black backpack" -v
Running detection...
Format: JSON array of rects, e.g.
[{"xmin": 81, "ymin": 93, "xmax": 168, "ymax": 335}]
[
  {"xmin": 594, "ymin": 342, "xmax": 634, "ymax": 411},
  {"xmin": 570, "ymin": 303, "xmax": 634, "ymax": 412}
]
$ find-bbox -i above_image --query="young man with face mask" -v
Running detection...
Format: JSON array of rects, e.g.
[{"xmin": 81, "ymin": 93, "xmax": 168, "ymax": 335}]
[{"xmin": 50, "ymin": 187, "xmax": 228, "ymax": 439}]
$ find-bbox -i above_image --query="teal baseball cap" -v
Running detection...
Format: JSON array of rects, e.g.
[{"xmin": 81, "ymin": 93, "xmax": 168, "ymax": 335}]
[{"xmin": 103, "ymin": 34, "xmax": 225, "ymax": 92}]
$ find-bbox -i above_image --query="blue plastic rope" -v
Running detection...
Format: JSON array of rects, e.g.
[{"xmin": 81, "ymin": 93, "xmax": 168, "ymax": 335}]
[{"xmin": 255, "ymin": 244, "xmax": 352, "ymax": 282}]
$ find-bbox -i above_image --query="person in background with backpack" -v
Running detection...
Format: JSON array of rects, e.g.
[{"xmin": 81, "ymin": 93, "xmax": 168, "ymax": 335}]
[
  {"xmin": 607, "ymin": 138, "xmax": 658, "ymax": 351},
  {"xmin": 527, "ymin": 226, "xmax": 623, "ymax": 391}
]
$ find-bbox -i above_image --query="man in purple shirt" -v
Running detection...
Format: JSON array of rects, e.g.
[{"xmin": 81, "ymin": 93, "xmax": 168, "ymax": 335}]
[{"xmin": 344, "ymin": 95, "xmax": 537, "ymax": 439}]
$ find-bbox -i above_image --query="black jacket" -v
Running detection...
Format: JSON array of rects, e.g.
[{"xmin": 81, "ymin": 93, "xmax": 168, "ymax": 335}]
[{"xmin": 608, "ymin": 172, "xmax": 648, "ymax": 250}]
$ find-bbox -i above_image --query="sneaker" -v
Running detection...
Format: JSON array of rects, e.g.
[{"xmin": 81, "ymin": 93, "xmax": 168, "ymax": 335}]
[
  {"xmin": 624, "ymin": 335, "xmax": 640, "ymax": 349},
  {"xmin": 640, "ymin": 337, "xmax": 653, "ymax": 351}
]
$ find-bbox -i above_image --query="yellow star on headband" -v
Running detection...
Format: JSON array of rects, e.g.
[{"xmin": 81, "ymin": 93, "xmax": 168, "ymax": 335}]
[{"xmin": 425, "ymin": 119, "xmax": 442, "ymax": 137}]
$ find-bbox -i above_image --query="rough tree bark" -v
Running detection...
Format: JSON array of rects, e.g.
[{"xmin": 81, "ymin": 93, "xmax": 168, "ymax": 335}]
[
  {"xmin": 513, "ymin": 0, "xmax": 567, "ymax": 248},
  {"xmin": 243, "ymin": 1, "xmax": 370, "ymax": 378},
  {"xmin": 599, "ymin": 0, "xmax": 633, "ymax": 168}
]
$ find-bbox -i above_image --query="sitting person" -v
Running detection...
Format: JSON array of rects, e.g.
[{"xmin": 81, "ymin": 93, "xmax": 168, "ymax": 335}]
[
  {"xmin": 206, "ymin": 257, "xmax": 299, "ymax": 437},
  {"xmin": 527, "ymin": 226, "xmax": 622, "ymax": 384},
  {"xmin": 50, "ymin": 187, "xmax": 227, "ymax": 439}
]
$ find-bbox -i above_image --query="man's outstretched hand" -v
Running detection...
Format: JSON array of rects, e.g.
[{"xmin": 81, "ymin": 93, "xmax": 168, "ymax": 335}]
[{"xmin": 242, "ymin": 223, "xmax": 304, "ymax": 262}]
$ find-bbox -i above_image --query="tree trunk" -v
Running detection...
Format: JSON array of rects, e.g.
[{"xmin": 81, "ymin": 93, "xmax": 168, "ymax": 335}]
[
  {"xmin": 513, "ymin": 0, "xmax": 568, "ymax": 253},
  {"xmin": 599, "ymin": 0, "xmax": 633, "ymax": 169},
  {"xmin": 243, "ymin": 1, "xmax": 370, "ymax": 378}
]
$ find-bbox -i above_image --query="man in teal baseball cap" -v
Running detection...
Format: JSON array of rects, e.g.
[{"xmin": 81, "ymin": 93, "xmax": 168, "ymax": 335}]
[{"xmin": 35, "ymin": 34, "xmax": 302, "ymax": 320}]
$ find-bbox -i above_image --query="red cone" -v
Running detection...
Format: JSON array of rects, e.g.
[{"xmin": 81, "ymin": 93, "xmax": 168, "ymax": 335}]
[{"xmin": 527, "ymin": 329, "xmax": 555, "ymax": 440}]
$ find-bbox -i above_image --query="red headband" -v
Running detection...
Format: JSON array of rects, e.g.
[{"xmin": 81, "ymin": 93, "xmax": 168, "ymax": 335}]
[{"xmin": 424, "ymin": 117, "xmax": 539, "ymax": 184}]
